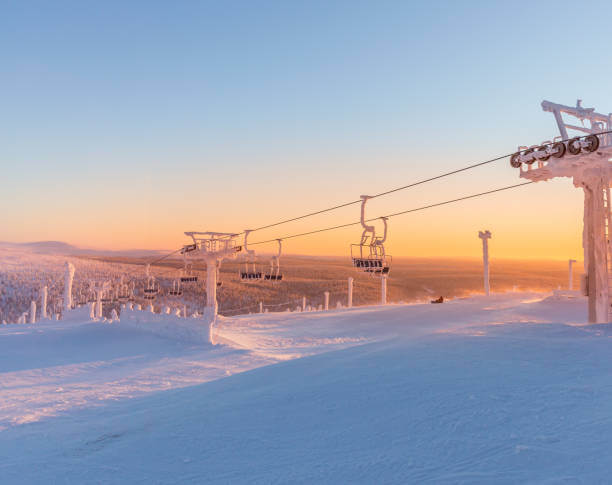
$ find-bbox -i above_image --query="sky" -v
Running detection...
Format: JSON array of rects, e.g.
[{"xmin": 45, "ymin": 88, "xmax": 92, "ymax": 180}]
[{"xmin": 1, "ymin": 0, "xmax": 611, "ymax": 260}]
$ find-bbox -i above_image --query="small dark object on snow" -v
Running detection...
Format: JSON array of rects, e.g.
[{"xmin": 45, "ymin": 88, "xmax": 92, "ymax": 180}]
[{"xmin": 431, "ymin": 296, "xmax": 444, "ymax": 304}]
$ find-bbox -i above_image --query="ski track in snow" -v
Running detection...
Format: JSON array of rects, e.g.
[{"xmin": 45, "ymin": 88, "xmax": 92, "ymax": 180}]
[{"xmin": 2, "ymin": 291, "xmax": 612, "ymax": 483}]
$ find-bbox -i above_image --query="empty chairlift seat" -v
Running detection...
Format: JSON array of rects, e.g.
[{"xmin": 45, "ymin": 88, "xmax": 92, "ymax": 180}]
[{"xmin": 350, "ymin": 196, "xmax": 391, "ymax": 277}]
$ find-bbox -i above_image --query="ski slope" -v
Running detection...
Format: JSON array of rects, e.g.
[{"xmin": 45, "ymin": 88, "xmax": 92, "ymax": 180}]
[{"xmin": 2, "ymin": 292, "xmax": 611, "ymax": 483}]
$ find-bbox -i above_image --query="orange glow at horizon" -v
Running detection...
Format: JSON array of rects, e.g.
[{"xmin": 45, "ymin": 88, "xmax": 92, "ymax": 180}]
[
  {"xmin": 3, "ymin": 180, "xmax": 584, "ymax": 262},
  {"xmin": 1, "ymin": 151, "xmax": 586, "ymax": 262}
]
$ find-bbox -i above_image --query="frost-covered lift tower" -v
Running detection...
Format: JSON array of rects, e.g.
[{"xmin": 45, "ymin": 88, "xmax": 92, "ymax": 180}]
[
  {"xmin": 183, "ymin": 231, "xmax": 241, "ymax": 320},
  {"xmin": 511, "ymin": 99, "xmax": 612, "ymax": 323}
]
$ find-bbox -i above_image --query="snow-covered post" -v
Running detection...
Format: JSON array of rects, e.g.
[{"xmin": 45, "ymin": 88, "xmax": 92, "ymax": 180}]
[
  {"xmin": 89, "ymin": 302, "xmax": 95, "ymax": 320},
  {"xmin": 478, "ymin": 231, "xmax": 491, "ymax": 296},
  {"xmin": 29, "ymin": 301, "xmax": 36, "ymax": 323},
  {"xmin": 568, "ymin": 259, "xmax": 577, "ymax": 290},
  {"xmin": 302, "ymin": 296, "xmax": 306, "ymax": 312},
  {"xmin": 259, "ymin": 301, "xmax": 263, "ymax": 313},
  {"xmin": 40, "ymin": 286, "xmax": 48, "ymax": 319},
  {"xmin": 324, "ymin": 291, "xmax": 329, "ymax": 311},
  {"xmin": 96, "ymin": 291, "xmax": 103, "ymax": 319},
  {"xmin": 64, "ymin": 262, "xmax": 75, "ymax": 311},
  {"xmin": 381, "ymin": 275, "xmax": 387, "ymax": 305},
  {"xmin": 581, "ymin": 177, "xmax": 609, "ymax": 323},
  {"xmin": 205, "ymin": 256, "xmax": 219, "ymax": 318},
  {"xmin": 348, "ymin": 277, "xmax": 353, "ymax": 308}
]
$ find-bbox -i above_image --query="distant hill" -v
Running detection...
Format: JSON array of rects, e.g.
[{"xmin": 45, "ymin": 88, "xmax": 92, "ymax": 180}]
[
  {"xmin": 0, "ymin": 240, "xmax": 165, "ymax": 258},
  {"xmin": 21, "ymin": 241, "xmax": 80, "ymax": 254}
]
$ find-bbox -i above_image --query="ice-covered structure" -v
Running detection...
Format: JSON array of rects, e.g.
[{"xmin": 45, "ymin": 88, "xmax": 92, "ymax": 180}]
[
  {"xmin": 512, "ymin": 100, "xmax": 612, "ymax": 322},
  {"xmin": 479, "ymin": 230, "xmax": 491, "ymax": 296},
  {"xmin": 182, "ymin": 232, "xmax": 242, "ymax": 328},
  {"xmin": 64, "ymin": 262, "xmax": 75, "ymax": 310}
]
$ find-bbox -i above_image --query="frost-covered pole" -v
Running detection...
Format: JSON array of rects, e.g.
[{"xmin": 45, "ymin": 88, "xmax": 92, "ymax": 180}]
[
  {"xmin": 96, "ymin": 290, "xmax": 103, "ymax": 319},
  {"xmin": 64, "ymin": 262, "xmax": 75, "ymax": 311},
  {"xmin": 381, "ymin": 275, "xmax": 387, "ymax": 305},
  {"xmin": 348, "ymin": 277, "xmax": 354, "ymax": 308},
  {"xmin": 478, "ymin": 231, "xmax": 491, "ymax": 296},
  {"xmin": 580, "ymin": 177, "xmax": 609, "ymax": 323},
  {"xmin": 40, "ymin": 286, "xmax": 48, "ymax": 319},
  {"xmin": 324, "ymin": 291, "xmax": 329, "ymax": 311},
  {"xmin": 205, "ymin": 257, "xmax": 219, "ymax": 317},
  {"xmin": 29, "ymin": 301, "xmax": 36, "ymax": 323},
  {"xmin": 259, "ymin": 301, "xmax": 263, "ymax": 313},
  {"xmin": 302, "ymin": 296, "xmax": 306, "ymax": 312},
  {"xmin": 568, "ymin": 259, "xmax": 577, "ymax": 290}
]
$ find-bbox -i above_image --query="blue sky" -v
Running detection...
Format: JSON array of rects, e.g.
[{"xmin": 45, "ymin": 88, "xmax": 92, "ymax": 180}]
[{"xmin": 1, "ymin": 0, "xmax": 611, "ymax": 257}]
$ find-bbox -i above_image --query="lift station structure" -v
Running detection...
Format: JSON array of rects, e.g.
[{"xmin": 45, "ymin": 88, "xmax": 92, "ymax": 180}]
[
  {"xmin": 182, "ymin": 231, "xmax": 242, "ymax": 320},
  {"xmin": 511, "ymin": 100, "xmax": 612, "ymax": 323}
]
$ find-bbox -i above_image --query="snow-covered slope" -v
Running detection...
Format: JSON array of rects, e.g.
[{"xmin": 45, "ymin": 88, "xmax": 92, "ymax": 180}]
[{"xmin": 3, "ymin": 292, "xmax": 611, "ymax": 483}]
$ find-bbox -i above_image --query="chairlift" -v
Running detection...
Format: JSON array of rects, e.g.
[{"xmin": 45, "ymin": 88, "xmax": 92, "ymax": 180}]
[
  {"xmin": 168, "ymin": 279, "xmax": 183, "ymax": 296},
  {"xmin": 216, "ymin": 265, "xmax": 223, "ymax": 287},
  {"xmin": 264, "ymin": 239, "xmax": 284, "ymax": 281},
  {"xmin": 117, "ymin": 284, "xmax": 130, "ymax": 302},
  {"xmin": 181, "ymin": 243, "xmax": 198, "ymax": 255},
  {"xmin": 143, "ymin": 274, "xmax": 159, "ymax": 300},
  {"xmin": 350, "ymin": 195, "xmax": 391, "ymax": 276},
  {"xmin": 180, "ymin": 262, "xmax": 199, "ymax": 283},
  {"xmin": 239, "ymin": 230, "xmax": 263, "ymax": 282}
]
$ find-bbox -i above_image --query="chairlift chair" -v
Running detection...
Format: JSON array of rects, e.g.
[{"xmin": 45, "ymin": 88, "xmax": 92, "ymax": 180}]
[
  {"xmin": 143, "ymin": 275, "xmax": 159, "ymax": 300},
  {"xmin": 216, "ymin": 264, "xmax": 223, "ymax": 287},
  {"xmin": 264, "ymin": 239, "xmax": 284, "ymax": 281},
  {"xmin": 350, "ymin": 196, "xmax": 391, "ymax": 276},
  {"xmin": 169, "ymin": 279, "xmax": 183, "ymax": 296},
  {"xmin": 117, "ymin": 284, "xmax": 130, "ymax": 302},
  {"xmin": 239, "ymin": 230, "xmax": 263, "ymax": 282},
  {"xmin": 180, "ymin": 261, "xmax": 198, "ymax": 283}
]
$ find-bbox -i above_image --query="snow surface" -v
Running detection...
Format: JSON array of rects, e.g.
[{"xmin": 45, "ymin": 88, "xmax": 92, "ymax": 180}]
[{"xmin": 2, "ymin": 291, "xmax": 612, "ymax": 483}]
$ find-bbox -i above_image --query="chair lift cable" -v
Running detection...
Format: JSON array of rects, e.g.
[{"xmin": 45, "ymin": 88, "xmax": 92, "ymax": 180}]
[
  {"xmin": 240, "ymin": 129, "xmax": 612, "ymax": 238},
  {"xmin": 144, "ymin": 130, "xmax": 612, "ymax": 264},
  {"xmin": 248, "ymin": 181, "xmax": 535, "ymax": 246}
]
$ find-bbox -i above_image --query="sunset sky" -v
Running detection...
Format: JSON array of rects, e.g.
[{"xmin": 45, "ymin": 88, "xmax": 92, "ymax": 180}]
[{"xmin": 2, "ymin": 0, "xmax": 611, "ymax": 260}]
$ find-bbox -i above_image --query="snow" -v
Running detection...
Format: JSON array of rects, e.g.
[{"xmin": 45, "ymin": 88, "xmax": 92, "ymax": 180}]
[
  {"xmin": 1, "ymin": 291, "xmax": 611, "ymax": 483},
  {"xmin": 121, "ymin": 305, "xmax": 213, "ymax": 344}
]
